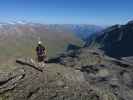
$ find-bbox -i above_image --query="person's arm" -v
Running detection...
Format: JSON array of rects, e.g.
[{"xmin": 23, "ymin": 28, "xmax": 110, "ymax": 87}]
[
  {"xmin": 44, "ymin": 47, "xmax": 46, "ymax": 55},
  {"xmin": 36, "ymin": 47, "xmax": 38, "ymax": 53},
  {"xmin": 42, "ymin": 46, "xmax": 46, "ymax": 55}
]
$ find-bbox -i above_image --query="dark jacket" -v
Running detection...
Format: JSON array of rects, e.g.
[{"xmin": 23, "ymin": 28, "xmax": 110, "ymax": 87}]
[{"xmin": 36, "ymin": 44, "xmax": 45, "ymax": 56}]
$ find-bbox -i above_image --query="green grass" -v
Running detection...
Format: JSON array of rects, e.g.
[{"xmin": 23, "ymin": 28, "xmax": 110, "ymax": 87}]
[{"xmin": 0, "ymin": 37, "xmax": 84, "ymax": 67}]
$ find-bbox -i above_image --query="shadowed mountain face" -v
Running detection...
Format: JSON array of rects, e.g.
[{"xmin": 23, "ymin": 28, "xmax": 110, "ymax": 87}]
[{"xmin": 85, "ymin": 21, "xmax": 133, "ymax": 58}]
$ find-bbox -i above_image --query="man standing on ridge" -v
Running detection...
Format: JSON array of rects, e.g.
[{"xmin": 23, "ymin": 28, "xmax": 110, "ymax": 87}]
[{"xmin": 36, "ymin": 40, "xmax": 46, "ymax": 62}]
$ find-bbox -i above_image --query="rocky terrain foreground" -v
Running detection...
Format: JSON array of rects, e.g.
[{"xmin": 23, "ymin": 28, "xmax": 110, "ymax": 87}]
[{"xmin": 0, "ymin": 48, "xmax": 133, "ymax": 100}]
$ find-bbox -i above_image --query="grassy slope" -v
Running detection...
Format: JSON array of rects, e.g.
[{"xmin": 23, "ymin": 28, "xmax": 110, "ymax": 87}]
[{"xmin": 0, "ymin": 25, "xmax": 84, "ymax": 66}]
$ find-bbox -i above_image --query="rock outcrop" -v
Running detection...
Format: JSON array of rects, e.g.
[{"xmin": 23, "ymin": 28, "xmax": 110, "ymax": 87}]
[
  {"xmin": 0, "ymin": 49, "xmax": 133, "ymax": 100},
  {"xmin": 51, "ymin": 48, "xmax": 133, "ymax": 100},
  {"xmin": 0, "ymin": 57, "xmax": 98, "ymax": 100}
]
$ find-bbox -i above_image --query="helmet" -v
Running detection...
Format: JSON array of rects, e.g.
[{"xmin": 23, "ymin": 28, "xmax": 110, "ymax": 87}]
[{"xmin": 38, "ymin": 41, "xmax": 42, "ymax": 44}]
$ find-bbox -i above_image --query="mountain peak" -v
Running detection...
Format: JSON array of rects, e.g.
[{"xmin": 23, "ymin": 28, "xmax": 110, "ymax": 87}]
[{"xmin": 127, "ymin": 20, "xmax": 133, "ymax": 24}]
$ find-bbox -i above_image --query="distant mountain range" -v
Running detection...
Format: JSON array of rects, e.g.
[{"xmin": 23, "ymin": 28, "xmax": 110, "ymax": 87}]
[
  {"xmin": 85, "ymin": 20, "xmax": 133, "ymax": 58},
  {"xmin": 46, "ymin": 24, "xmax": 104, "ymax": 40},
  {"xmin": 0, "ymin": 21, "xmax": 104, "ymax": 64},
  {"xmin": 0, "ymin": 21, "xmax": 104, "ymax": 40}
]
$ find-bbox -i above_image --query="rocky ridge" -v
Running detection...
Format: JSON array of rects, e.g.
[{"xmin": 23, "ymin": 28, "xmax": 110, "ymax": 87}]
[
  {"xmin": 85, "ymin": 21, "xmax": 133, "ymax": 58},
  {"xmin": 0, "ymin": 48, "xmax": 133, "ymax": 100}
]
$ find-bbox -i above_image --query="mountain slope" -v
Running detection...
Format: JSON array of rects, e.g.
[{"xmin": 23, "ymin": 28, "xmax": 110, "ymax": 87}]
[
  {"xmin": 42, "ymin": 24, "xmax": 104, "ymax": 40},
  {"xmin": 85, "ymin": 21, "xmax": 133, "ymax": 58},
  {"xmin": 0, "ymin": 22, "xmax": 83, "ymax": 65},
  {"xmin": 62, "ymin": 24, "xmax": 104, "ymax": 40}
]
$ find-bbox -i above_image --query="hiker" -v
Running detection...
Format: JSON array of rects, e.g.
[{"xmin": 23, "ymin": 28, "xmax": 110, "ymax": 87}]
[{"xmin": 36, "ymin": 41, "xmax": 46, "ymax": 62}]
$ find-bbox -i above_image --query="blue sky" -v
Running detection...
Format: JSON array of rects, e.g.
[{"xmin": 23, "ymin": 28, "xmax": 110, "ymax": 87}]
[{"xmin": 0, "ymin": 0, "xmax": 132, "ymax": 25}]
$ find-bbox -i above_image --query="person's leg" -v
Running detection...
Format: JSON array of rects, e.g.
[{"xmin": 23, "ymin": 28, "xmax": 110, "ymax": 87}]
[
  {"xmin": 38, "ymin": 55, "xmax": 45, "ymax": 62},
  {"xmin": 38, "ymin": 56, "xmax": 40, "ymax": 62},
  {"xmin": 43, "ymin": 55, "xmax": 48, "ymax": 63},
  {"xmin": 38, "ymin": 56, "xmax": 42, "ymax": 62}
]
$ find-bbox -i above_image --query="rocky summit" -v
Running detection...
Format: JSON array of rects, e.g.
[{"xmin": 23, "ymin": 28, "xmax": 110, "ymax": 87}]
[{"xmin": 0, "ymin": 48, "xmax": 133, "ymax": 100}]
